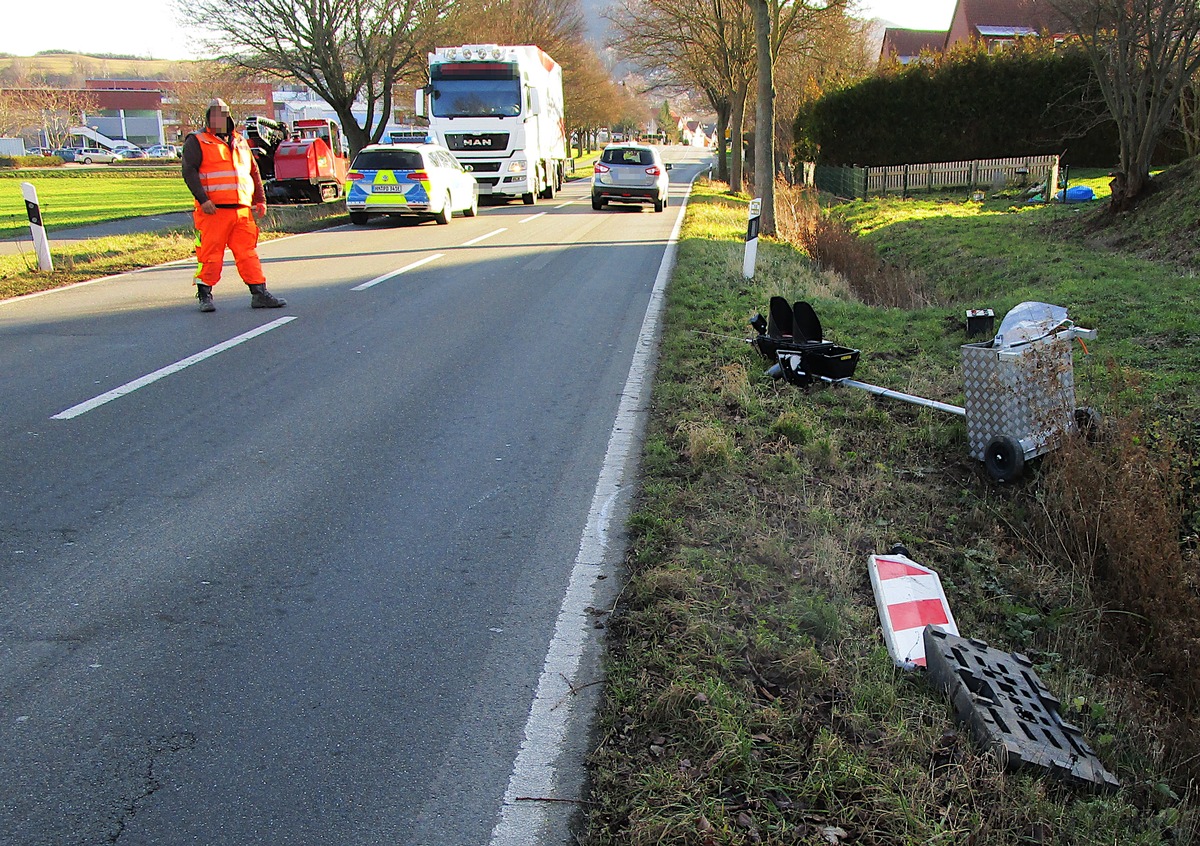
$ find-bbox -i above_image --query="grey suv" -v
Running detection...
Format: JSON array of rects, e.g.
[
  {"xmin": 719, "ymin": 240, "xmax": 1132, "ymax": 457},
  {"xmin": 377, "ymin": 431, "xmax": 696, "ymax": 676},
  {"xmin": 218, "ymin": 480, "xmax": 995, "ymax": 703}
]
[{"xmin": 591, "ymin": 144, "xmax": 671, "ymax": 212}]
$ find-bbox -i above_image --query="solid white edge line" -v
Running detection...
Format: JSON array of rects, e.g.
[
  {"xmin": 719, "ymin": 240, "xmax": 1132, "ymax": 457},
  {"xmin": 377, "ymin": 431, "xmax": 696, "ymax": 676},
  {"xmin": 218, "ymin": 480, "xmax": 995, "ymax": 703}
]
[
  {"xmin": 351, "ymin": 253, "xmax": 445, "ymax": 291},
  {"xmin": 487, "ymin": 170, "xmax": 699, "ymax": 846},
  {"xmin": 51, "ymin": 316, "xmax": 298, "ymax": 420},
  {"xmin": 519, "ymin": 213, "xmax": 547, "ymax": 224},
  {"xmin": 461, "ymin": 227, "xmax": 507, "ymax": 247}
]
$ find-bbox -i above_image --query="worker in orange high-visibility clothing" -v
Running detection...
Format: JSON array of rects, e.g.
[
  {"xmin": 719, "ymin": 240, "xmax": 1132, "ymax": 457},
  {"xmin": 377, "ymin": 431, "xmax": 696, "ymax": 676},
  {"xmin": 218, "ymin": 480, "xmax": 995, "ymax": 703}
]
[{"xmin": 181, "ymin": 98, "xmax": 286, "ymax": 312}]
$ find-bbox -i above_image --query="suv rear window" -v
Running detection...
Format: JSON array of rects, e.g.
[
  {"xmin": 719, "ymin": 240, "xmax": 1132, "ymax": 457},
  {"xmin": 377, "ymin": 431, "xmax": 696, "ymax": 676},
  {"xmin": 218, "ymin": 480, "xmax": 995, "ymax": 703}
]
[
  {"xmin": 352, "ymin": 150, "xmax": 423, "ymax": 170},
  {"xmin": 601, "ymin": 147, "xmax": 653, "ymax": 166}
]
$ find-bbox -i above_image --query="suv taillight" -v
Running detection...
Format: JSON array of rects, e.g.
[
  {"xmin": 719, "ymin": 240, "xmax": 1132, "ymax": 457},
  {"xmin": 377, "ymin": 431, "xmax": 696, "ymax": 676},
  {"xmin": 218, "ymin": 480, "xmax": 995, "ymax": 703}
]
[
  {"xmin": 407, "ymin": 171, "xmax": 429, "ymax": 181},
  {"xmin": 347, "ymin": 172, "xmax": 364, "ymax": 180},
  {"xmin": 645, "ymin": 166, "xmax": 662, "ymax": 176},
  {"xmin": 594, "ymin": 163, "xmax": 610, "ymax": 174}
]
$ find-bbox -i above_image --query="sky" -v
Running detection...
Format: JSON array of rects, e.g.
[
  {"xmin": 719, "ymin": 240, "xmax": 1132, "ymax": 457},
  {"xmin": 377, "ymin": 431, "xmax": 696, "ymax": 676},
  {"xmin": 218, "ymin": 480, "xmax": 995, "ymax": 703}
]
[{"xmin": 0, "ymin": 1, "xmax": 960, "ymax": 62}]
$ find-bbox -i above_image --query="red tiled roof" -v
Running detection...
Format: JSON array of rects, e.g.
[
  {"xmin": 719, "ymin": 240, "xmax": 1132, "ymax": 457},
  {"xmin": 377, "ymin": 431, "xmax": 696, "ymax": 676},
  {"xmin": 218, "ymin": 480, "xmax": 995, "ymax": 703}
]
[
  {"xmin": 880, "ymin": 28, "xmax": 947, "ymax": 59},
  {"xmin": 955, "ymin": 0, "xmax": 1071, "ymax": 35}
]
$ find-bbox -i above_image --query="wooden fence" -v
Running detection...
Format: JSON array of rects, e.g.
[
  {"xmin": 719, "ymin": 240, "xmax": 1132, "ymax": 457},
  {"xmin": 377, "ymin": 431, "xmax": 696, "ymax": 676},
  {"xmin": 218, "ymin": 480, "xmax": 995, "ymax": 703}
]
[{"xmin": 807, "ymin": 155, "xmax": 1060, "ymax": 200}]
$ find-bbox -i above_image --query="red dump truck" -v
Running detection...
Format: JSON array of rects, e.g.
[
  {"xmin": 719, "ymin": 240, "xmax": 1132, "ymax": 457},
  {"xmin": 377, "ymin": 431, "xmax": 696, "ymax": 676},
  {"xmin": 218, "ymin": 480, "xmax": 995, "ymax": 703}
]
[{"xmin": 245, "ymin": 116, "xmax": 349, "ymax": 203}]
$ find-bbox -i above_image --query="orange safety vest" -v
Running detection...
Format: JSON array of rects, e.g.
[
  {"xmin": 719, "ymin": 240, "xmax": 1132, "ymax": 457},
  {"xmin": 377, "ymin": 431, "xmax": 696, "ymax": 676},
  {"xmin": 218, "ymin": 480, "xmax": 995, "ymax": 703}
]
[{"xmin": 194, "ymin": 130, "xmax": 255, "ymax": 207}]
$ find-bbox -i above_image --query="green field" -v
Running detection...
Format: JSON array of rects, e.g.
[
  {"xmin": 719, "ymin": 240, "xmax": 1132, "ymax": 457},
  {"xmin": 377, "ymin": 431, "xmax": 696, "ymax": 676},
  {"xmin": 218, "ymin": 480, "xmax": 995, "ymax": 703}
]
[{"xmin": 0, "ymin": 172, "xmax": 194, "ymax": 238}]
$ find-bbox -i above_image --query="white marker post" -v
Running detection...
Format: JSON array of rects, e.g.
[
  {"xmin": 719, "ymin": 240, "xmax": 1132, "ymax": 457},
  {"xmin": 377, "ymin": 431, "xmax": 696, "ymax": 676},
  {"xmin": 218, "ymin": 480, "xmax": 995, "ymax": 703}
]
[
  {"xmin": 21, "ymin": 182, "xmax": 53, "ymax": 271},
  {"xmin": 742, "ymin": 197, "xmax": 761, "ymax": 279}
]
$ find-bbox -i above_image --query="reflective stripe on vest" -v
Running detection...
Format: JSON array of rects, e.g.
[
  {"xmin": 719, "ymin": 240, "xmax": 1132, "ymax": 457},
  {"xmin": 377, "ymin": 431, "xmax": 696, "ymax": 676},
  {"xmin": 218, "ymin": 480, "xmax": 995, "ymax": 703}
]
[{"xmin": 195, "ymin": 130, "xmax": 255, "ymax": 206}]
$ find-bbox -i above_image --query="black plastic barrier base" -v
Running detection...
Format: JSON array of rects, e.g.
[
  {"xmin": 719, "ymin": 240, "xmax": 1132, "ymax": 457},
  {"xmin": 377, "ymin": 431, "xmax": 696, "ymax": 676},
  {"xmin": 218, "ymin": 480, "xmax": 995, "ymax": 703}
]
[{"xmin": 924, "ymin": 626, "xmax": 1120, "ymax": 792}]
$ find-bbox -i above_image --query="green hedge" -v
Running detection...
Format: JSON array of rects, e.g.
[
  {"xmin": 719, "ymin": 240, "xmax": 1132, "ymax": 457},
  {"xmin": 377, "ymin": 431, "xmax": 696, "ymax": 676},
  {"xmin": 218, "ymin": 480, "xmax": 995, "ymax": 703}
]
[
  {"xmin": 795, "ymin": 42, "xmax": 1182, "ymax": 169},
  {"xmin": 0, "ymin": 155, "xmax": 65, "ymax": 169}
]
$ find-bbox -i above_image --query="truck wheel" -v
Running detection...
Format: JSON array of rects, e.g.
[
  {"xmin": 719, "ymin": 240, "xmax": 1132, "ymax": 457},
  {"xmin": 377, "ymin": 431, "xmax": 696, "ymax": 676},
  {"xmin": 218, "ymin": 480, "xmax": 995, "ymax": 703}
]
[
  {"xmin": 349, "ymin": 211, "xmax": 370, "ymax": 225},
  {"xmin": 435, "ymin": 193, "xmax": 452, "ymax": 224},
  {"xmin": 522, "ymin": 192, "xmax": 536, "ymax": 205},
  {"xmin": 983, "ymin": 436, "xmax": 1025, "ymax": 482}
]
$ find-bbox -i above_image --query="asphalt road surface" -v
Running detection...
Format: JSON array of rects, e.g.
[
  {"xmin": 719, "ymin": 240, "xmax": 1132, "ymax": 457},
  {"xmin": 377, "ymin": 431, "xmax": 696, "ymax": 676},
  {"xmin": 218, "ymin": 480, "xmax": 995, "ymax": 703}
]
[{"xmin": 0, "ymin": 148, "xmax": 712, "ymax": 846}]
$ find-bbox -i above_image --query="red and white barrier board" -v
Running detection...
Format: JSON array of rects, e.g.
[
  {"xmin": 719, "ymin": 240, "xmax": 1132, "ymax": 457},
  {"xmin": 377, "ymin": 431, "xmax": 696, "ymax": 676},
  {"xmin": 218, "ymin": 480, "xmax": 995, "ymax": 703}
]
[{"xmin": 869, "ymin": 551, "xmax": 958, "ymax": 669}]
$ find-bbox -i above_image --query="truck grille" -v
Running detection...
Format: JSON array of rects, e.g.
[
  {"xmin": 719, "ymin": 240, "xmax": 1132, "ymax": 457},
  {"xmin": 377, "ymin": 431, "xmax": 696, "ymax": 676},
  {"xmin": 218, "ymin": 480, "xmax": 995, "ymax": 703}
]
[{"xmin": 445, "ymin": 133, "xmax": 509, "ymax": 152}]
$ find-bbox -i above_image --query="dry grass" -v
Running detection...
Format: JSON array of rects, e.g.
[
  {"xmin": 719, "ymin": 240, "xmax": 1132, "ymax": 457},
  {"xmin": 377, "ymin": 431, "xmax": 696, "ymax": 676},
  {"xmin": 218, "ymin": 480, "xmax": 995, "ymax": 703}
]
[{"xmin": 774, "ymin": 179, "xmax": 930, "ymax": 310}]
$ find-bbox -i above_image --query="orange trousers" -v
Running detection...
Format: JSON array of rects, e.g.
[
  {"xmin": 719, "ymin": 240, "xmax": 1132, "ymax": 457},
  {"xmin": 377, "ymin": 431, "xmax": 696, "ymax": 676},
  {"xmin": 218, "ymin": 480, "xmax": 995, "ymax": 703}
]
[{"xmin": 193, "ymin": 205, "xmax": 266, "ymax": 286}]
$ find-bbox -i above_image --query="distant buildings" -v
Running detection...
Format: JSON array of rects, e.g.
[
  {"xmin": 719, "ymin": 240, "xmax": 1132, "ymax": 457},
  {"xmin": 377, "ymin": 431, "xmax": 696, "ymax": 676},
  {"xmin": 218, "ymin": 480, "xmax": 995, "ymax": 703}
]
[{"xmin": 880, "ymin": 0, "xmax": 1073, "ymax": 64}]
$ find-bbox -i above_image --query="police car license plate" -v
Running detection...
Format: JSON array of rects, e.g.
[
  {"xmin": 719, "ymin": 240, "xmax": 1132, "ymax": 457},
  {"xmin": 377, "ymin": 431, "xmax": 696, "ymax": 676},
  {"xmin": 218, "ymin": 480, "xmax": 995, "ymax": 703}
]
[{"xmin": 372, "ymin": 184, "xmax": 405, "ymax": 193}]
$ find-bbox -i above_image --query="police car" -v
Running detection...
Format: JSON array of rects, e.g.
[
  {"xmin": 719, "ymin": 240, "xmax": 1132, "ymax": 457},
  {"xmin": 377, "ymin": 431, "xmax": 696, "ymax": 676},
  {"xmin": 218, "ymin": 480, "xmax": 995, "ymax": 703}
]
[{"xmin": 346, "ymin": 141, "xmax": 479, "ymax": 225}]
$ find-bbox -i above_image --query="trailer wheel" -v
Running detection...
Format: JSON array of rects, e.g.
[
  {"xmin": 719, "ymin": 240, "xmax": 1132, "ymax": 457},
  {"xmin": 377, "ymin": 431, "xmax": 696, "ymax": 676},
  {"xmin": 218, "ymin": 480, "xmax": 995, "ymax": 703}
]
[
  {"xmin": 984, "ymin": 436, "xmax": 1025, "ymax": 482},
  {"xmin": 1074, "ymin": 406, "xmax": 1103, "ymax": 441},
  {"xmin": 349, "ymin": 211, "xmax": 370, "ymax": 226}
]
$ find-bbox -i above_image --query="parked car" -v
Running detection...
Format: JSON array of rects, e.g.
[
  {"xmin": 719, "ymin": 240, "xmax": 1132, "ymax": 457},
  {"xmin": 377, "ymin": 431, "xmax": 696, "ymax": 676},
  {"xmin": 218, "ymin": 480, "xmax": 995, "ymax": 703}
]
[
  {"xmin": 146, "ymin": 144, "xmax": 179, "ymax": 158},
  {"xmin": 118, "ymin": 147, "xmax": 148, "ymax": 159},
  {"xmin": 51, "ymin": 147, "xmax": 79, "ymax": 162},
  {"xmin": 591, "ymin": 143, "xmax": 672, "ymax": 212},
  {"xmin": 25, "ymin": 147, "xmax": 53, "ymax": 156},
  {"xmin": 76, "ymin": 147, "xmax": 122, "ymax": 164},
  {"xmin": 345, "ymin": 142, "xmax": 478, "ymax": 225}
]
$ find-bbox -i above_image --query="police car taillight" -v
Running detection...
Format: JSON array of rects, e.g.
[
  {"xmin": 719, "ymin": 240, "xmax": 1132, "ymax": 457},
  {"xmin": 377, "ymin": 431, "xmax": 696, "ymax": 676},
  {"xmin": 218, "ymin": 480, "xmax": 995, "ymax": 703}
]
[
  {"xmin": 407, "ymin": 171, "xmax": 429, "ymax": 180},
  {"xmin": 347, "ymin": 172, "xmax": 364, "ymax": 180}
]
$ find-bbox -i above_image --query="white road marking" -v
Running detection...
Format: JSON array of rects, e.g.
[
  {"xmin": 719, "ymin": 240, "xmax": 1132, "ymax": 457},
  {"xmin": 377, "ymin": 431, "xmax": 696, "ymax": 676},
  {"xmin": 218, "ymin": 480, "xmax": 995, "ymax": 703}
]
[
  {"xmin": 519, "ymin": 213, "xmax": 547, "ymax": 224},
  {"xmin": 553, "ymin": 202, "xmax": 572, "ymax": 209},
  {"xmin": 461, "ymin": 228, "xmax": 507, "ymax": 246},
  {"xmin": 51, "ymin": 316, "xmax": 297, "ymax": 420},
  {"xmin": 351, "ymin": 254, "xmax": 445, "ymax": 291},
  {"xmin": 487, "ymin": 174, "xmax": 696, "ymax": 846}
]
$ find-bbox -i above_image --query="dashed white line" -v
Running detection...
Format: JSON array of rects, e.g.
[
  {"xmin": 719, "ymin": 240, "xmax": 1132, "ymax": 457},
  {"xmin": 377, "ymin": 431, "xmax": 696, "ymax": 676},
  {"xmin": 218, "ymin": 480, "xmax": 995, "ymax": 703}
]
[
  {"xmin": 461, "ymin": 228, "xmax": 507, "ymax": 246},
  {"xmin": 351, "ymin": 254, "xmax": 445, "ymax": 291},
  {"xmin": 519, "ymin": 213, "xmax": 547, "ymax": 224},
  {"xmin": 553, "ymin": 202, "xmax": 572, "ymax": 209},
  {"xmin": 51, "ymin": 316, "xmax": 298, "ymax": 420}
]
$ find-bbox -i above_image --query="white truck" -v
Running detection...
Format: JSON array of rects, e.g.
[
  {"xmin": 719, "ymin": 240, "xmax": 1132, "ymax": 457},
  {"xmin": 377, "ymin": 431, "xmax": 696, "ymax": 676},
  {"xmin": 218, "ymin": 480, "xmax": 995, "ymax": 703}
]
[{"xmin": 417, "ymin": 44, "xmax": 568, "ymax": 205}]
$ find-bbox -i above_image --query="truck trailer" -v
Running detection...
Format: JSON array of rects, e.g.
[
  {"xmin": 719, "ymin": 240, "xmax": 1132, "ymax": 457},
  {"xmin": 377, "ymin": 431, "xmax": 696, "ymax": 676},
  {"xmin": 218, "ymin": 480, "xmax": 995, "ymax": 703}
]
[{"xmin": 417, "ymin": 44, "xmax": 568, "ymax": 205}]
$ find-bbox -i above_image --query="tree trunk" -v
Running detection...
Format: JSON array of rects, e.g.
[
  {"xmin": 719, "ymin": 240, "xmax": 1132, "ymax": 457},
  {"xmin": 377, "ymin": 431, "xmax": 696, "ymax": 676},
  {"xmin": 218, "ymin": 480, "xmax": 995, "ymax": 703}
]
[
  {"xmin": 341, "ymin": 111, "xmax": 371, "ymax": 158},
  {"xmin": 730, "ymin": 81, "xmax": 749, "ymax": 194},
  {"xmin": 752, "ymin": 0, "xmax": 775, "ymax": 236}
]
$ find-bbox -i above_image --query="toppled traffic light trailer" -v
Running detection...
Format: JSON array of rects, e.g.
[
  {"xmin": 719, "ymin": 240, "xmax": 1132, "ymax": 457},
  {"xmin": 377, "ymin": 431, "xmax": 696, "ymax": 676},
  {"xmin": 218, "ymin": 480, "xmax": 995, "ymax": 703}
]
[{"xmin": 751, "ymin": 300, "xmax": 1097, "ymax": 481}]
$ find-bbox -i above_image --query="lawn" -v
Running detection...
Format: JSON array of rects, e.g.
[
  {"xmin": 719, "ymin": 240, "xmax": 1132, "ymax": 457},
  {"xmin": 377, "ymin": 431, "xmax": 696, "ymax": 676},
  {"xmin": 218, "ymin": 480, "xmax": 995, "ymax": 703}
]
[
  {"xmin": 584, "ymin": 177, "xmax": 1200, "ymax": 845},
  {"xmin": 0, "ymin": 172, "xmax": 194, "ymax": 239}
]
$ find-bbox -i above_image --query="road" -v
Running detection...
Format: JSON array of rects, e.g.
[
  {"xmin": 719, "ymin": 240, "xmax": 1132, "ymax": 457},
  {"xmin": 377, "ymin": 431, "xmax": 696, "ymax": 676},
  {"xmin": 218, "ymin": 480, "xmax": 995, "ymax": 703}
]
[{"xmin": 0, "ymin": 148, "xmax": 711, "ymax": 846}]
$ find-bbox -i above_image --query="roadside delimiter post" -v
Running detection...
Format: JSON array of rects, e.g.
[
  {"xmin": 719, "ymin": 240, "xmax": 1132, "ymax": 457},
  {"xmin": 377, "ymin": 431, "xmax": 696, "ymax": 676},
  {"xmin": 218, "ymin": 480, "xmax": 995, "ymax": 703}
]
[
  {"xmin": 21, "ymin": 182, "xmax": 53, "ymax": 272},
  {"xmin": 742, "ymin": 197, "xmax": 762, "ymax": 279}
]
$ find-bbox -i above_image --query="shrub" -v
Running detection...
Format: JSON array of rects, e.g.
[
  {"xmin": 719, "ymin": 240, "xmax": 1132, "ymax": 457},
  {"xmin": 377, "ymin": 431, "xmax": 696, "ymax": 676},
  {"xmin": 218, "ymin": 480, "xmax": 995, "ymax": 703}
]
[{"xmin": 0, "ymin": 155, "xmax": 64, "ymax": 169}]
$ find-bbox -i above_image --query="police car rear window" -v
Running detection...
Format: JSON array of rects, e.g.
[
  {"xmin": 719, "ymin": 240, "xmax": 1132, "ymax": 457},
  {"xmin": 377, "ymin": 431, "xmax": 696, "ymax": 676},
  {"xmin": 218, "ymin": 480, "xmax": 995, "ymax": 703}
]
[{"xmin": 352, "ymin": 150, "xmax": 423, "ymax": 170}]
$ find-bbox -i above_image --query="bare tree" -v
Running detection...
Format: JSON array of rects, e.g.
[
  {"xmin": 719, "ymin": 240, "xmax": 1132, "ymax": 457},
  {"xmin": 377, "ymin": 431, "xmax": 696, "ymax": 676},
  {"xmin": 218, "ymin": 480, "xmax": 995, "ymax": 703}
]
[
  {"xmin": 177, "ymin": 0, "xmax": 450, "ymax": 155},
  {"xmin": 607, "ymin": 0, "xmax": 756, "ymax": 191},
  {"xmin": 167, "ymin": 62, "xmax": 276, "ymax": 135},
  {"xmin": 0, "ymin": 86, "xmax": 97, "ymax": 147},
  {"xmin": 751, "ymin": 0, "xmax": 846, "ymax": 236},
  {"xmin": 1053, "ymin": 0, "xmax": 1200, "ymax": 209}
]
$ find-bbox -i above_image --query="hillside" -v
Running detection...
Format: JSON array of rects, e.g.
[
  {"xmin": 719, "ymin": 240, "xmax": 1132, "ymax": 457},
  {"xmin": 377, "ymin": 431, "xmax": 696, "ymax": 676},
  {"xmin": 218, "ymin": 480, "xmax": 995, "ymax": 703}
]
[{"xmin": 0, "ymin": 53, "xmax": 192, "ymax": 85}]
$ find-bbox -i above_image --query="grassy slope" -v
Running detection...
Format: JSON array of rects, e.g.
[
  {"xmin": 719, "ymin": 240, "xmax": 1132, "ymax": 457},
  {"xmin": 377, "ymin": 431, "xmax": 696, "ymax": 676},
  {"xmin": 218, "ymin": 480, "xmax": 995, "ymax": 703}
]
[{"xmin": 585, "ymin": 177, "xmax": 1199, "ymax": 845}]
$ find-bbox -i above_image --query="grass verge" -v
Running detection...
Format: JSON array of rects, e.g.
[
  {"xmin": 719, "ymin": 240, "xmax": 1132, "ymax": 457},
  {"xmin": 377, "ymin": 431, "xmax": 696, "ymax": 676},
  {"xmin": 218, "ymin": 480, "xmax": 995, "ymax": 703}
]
[
  {"xmin": 585, "ymin": 177, "xmax": 1199, "ymax": 845},
  {"xmin": 0, "ymin": 203, "xmax": 348, "ymax": 300},
  {"xmin": 0, "ymin": 171, "xmax": 195, "ymax": 238}
]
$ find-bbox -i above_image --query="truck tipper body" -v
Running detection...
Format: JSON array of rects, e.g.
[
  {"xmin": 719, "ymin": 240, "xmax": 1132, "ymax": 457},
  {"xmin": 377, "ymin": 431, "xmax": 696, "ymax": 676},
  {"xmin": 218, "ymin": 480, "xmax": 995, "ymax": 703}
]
[{"xmin": 418, "ymin": 44, "xmax": 568, "ymax": 204}]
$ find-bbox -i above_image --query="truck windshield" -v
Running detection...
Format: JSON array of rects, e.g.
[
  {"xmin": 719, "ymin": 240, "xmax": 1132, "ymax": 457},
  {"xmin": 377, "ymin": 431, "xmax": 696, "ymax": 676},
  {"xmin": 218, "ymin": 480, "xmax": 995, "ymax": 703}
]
[{"xmin": 431, "ymin": 79, "xmax": 521, "ymax": 118}]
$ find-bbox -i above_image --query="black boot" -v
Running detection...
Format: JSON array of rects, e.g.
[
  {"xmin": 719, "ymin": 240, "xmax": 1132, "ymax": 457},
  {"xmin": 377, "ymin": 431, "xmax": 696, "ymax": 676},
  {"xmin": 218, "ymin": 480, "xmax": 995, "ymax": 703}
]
[
  {"xmin": 196, "ymin": 283, "xmax": 215, "ymax": 312},
  {"xmin": 249, "ymin": 283, "xmax": 286, "ymax": 309}
]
